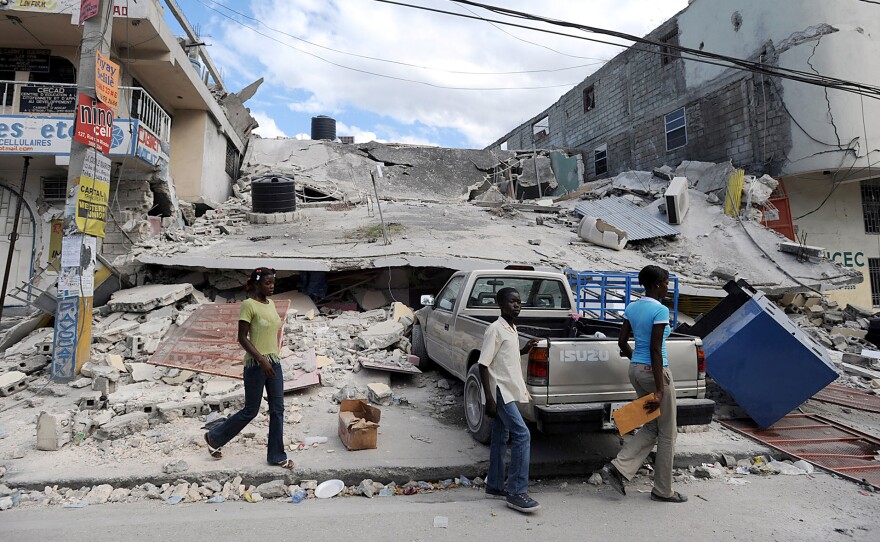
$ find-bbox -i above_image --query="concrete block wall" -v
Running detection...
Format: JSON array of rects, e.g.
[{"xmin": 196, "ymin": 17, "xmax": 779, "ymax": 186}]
[
  {"xmin": 488, "ymin": 16, "xmax": 793, "ymax": 182},
  {"xmin": 100, "ymin": 179, "xmax": 155, "ymax": 260}
]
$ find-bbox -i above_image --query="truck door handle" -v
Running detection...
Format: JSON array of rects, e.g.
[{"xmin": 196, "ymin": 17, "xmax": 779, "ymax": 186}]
[{"xmin": 444, "ymin": 324, "xmax": 449, "ymax": 330}]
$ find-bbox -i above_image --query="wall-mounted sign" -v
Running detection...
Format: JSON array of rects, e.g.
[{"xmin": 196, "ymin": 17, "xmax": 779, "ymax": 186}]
[
  {"xmin": 0, "ymin": 114, "xmax": 138, "ymax": 156},
  {"xmin": 136, "ymin": 125, "xmax": 166, "ymax": 165},
  {"xmin": 0, "ymin": 48, "xmax": 50, "ymax": 73},
  {"xmin": 18, "ymin": 85, "xmax": 77, "ymax": 113},
  {"xmin": 68, "ymin": 0, "xmax": 150, "ymax": 21},
  {"xmin": 2, "ymin": 1, "xmax": 62, "ymax": 15},
  {"xmin": 82, "ymin": 146, "xmax": 111, "ymax": 184},
  {"xmin": 95, "ymin": 51, "xmax": 119, "ymax": 112},
  {"xmin": 73, "ymin": 93, "xmax": 114, "ymax": 154},
  {"xmin": 79, "ymin": 0, "xmax": 98, "ymax": 24}
]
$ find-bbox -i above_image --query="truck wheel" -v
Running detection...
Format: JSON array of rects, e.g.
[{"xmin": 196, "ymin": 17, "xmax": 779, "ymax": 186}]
[
  {"xmin": 465, "ymin": 364, "xmax": 492, "ymax": 444},
  {"xmin": 411, "ymin": 323, "xmax": 432, "ymax": 370}
]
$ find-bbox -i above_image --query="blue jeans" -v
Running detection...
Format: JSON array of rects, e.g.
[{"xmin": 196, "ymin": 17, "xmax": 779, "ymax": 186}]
[
  {"xmin": 207, "ymin": 361, "xmax": 287, "ymax": 464},
  {"xmin": 487, "ymin": 388, "xmax": 531, "ymax": 496}
]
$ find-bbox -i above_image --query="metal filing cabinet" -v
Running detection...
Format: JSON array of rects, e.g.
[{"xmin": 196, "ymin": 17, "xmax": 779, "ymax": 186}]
[{"xmin": 701, "ymin": 289, "xmax": 837, "ymax": 429}]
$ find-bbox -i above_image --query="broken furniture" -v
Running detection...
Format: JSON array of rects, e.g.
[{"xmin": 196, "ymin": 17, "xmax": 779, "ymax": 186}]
[
  {"xmin": 682, "ymin": 280, "xmax": 837, "ymax": 428},
  {"xmin": 147, "ymin": 300, "xmax": 319, "ymax": 391}
]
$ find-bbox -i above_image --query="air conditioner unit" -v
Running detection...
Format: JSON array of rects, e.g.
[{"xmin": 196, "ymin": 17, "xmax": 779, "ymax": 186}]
[{"xmin": 664, "ymin": 177, "xmax": 689, "ymax": 225}]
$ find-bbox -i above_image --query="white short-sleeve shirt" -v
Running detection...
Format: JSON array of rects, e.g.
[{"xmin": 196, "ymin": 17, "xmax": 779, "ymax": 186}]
[{"xmin": 477, "ymin": 317, "xmax": 530, "ymax": 404}]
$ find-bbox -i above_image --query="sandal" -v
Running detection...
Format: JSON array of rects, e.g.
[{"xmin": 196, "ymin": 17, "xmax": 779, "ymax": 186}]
[
  {"xmin": 277, "ymin": 459, "xmax": 295, "ymax": 469},
  {"xmin": 204, "ymin": 433, "xmax": 222, "ymax": 459},
  {"xmin": 650, "ymin": 491, "xmax": 688, "ymax": 503}
]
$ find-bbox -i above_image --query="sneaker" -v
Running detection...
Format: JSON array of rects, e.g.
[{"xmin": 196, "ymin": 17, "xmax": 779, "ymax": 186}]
[
  {"xmin": 600, "ymin": 463, "xmax": 626, "ymax": 496},
  {"xmin": 485, "ymin": 486, "xmax": 508, "ymax": 500},
  {"xmin": 506, "ymin": 493, "xmax": 541, "ymax": 513}
]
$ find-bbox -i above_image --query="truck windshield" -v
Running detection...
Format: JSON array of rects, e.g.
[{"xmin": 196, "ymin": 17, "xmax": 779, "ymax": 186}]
[{"xmin": 466, "ymin": 277, "xmax": 571, "ymax": 310}]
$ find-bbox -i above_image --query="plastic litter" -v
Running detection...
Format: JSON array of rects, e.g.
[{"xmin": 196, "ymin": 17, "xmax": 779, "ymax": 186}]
[
  {"xmin": 304, "ymin": 436, "xmax": 328, "ymax": 446},
  {"xmin": 315, "ymin": 479, "xmax": 344, "ymax": 499},
  {"xmin": 63, "ymin": 501, "xmax": 89, "ymax": 509},
  {"xmin": 433, "ymin": 516, "xmax": 449, "ymax": 529},
  {"xmin": 206, "ymin": 495, "xmax": 225, "ymax": 503},
  {"xmin": 165, "ymin": 496, "xmax": 184, "ymax": 505},
  {"xmin": 290, "ymin": 489, "xmax": 307, "ymax": 503}
]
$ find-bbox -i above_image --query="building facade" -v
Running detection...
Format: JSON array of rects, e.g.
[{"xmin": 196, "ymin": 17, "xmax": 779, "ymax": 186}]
[
  {"xmin": 0, "ymin": 0, "xmax": 248, "ymax": 306},
  {"xmin": 487, "ymin": 0, "xmax": 880, "ymax": 308}
]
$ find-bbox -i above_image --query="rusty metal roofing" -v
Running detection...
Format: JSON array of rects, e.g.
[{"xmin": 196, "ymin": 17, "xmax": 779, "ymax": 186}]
[
  {"xmin": 812, "ymin": 383, "xmax": 880, "ymax": 413},
  {"xmin": 721, "ymin": 414, "xmax": 880, "ymax": 489},
  {"xmin": 574, "ymin": 197, "xmax": 679, "ymax": 241},
  {"xmin": 148, "ymin": 301, "xmax": 319, "ymax": 391}
]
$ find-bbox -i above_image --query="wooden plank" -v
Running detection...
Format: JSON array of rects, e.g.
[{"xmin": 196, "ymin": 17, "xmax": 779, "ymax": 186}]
[{"xmin": 552, "ymin": 179, "xmax": 613, "ymax": 203}]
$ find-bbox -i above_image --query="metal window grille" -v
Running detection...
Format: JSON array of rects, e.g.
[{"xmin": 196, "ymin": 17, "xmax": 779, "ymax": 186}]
[
  {"xmin": 870, "ymin": 258, "xmax": 880, "ymax": 306},
  {"xmin": 861, "ymin": 179, "xmax": 880, "ymax": 234},
  {"xmin": 41, "ymin": 177, "xmax": 67, "ymax": 202},
  {"xmin": 225, "ymin": 138, "xmax": 240, "ymax": 179},
  {"xmin": 660, "ymin": 28, "xmax": 679, "ymax": 66},
  {"xmin": 583, "ymin": 85, "xmax": 596, "ymax": 112},
  {"xmin": 665, "ymin": 107, "xmax": 687, "ymax": 151},
  {"xmin": 594, "ymin": 145, "xmax": 608, "ymax": 176}
]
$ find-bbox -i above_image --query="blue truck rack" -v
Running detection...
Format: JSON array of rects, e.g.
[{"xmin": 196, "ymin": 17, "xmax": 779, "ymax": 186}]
[{"xmin": 564, "ymin": 269, "xmax": 680, "ymax": 328}]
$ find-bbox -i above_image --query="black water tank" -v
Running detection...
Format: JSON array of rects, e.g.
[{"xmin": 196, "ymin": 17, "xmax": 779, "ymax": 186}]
[
  {"xmin": 311, "ymin": 115, "xmax": 336, "ymax": 141},
  {"xmin": 252, "ymin": 175, "xmax": 296, "ymax": 213}
]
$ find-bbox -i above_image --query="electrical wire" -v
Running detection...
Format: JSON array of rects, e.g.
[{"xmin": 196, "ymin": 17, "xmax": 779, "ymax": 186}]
[
  {"xmin": 189, "ymin": 0, "xmax": 582, "ymax": 90},
  {"xmin": 198, "ymin": 0, "xmax": 604, "ymax": 76},
  {"xmin": 374, "ymin": 0, "xmax": 880, "ymax": 100}
]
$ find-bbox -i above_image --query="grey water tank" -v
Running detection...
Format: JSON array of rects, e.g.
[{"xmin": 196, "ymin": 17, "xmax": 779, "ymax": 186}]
[
  {"xmin": 311, "ymin": 115, "xmax": 336, "ymax": 141},
  {"xmin": 251, "ymin": 175, "xmax": 296, "ymax": 213}
]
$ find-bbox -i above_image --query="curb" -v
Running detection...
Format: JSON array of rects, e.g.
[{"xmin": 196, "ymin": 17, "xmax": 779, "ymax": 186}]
[{"xmin": 3, "ymin": 446, "xmax": 771, "ymax": 491}]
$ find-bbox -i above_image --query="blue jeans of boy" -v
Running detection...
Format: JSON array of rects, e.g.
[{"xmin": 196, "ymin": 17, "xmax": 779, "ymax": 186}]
[
  {"xmin": 207, "ymin": 361, "xmax": 287, "ymax": 464},
  {"xmin": 487, "ymin": 387, "xmax": 531, "ymax": 496}
]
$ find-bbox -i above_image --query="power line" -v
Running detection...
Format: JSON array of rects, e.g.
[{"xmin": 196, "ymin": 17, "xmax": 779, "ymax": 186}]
[
  {"xmin": 194, "ymin": 0, "xmax": 601, "ymax": 80},
  {"xmin": 446, "ymin": 0, "xmax": 611, "ymax": 62},
  {"xmin": 373, "ymin": 0, "xmax": 880, "ymax": 100}
]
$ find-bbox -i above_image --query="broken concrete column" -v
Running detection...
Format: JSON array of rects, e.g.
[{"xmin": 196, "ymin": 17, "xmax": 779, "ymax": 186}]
[{"xmin": 36, "ymin": 412, "xmax": 59, "ymax": 451}]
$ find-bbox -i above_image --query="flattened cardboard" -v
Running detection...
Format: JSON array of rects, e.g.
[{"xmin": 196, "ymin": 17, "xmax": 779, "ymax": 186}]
[
  {"xmin": 338, "ymin": 399, "xmax": 381, "ymax": 450},
  {"xmin": 612, "ymin": 395, "xmax": 660, "ymax": 435}
]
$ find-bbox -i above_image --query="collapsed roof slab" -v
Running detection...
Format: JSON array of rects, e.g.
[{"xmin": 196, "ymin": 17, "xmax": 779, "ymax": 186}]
[
  {"xmin": 243, "ymin": 138, "xmax": 519, "ymax": 203},
  {"xmin": 134, "ymin": 193, "xmax": 859, "ymax": 295}
]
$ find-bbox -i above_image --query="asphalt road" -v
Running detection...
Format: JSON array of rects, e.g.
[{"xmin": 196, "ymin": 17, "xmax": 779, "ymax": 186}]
[{"xmin": 3, "ymin": 471, "xmax": 876, "ymax": 541}]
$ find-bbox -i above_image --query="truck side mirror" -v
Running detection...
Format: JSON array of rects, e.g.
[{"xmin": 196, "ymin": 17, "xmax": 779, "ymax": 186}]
[{"xmin": 421, "ymin": 295, "xmax": 435, "ymax": 307}]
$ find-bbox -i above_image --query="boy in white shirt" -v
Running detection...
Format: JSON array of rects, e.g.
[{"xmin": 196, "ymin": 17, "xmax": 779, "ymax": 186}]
[{"xmin": 478, "ymin": 287, "xmax": 540, "ymax": 513}]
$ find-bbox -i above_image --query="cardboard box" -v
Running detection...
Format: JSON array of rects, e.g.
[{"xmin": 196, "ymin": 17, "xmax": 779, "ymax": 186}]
[{"xmin": 338, "ymin": 399, "xmax": 381, "ymax": 450}]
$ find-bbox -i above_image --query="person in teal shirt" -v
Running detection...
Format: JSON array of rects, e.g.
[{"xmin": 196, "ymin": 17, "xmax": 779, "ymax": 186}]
[
  {"xmin": 601, "ymin": 265, "xmax": 686, "ymax": 503},
  {"xmin": 204, "ymin": 267, "xmax": 293, "ymax": 469}
]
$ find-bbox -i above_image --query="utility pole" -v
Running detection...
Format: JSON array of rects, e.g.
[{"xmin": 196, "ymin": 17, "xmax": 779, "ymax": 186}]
[{"xmin": 51, "ymin": 0, "xmax": 115, "ymax": 381}]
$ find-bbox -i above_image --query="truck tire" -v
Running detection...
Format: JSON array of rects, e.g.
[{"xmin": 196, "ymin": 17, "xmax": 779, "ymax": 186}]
[
  {"xmin": 465, "ymin": 364, "xmax": 493, "ymax": 444},
  {"xmin": 411, "ymin": 323, "xmax": 432, "ymax": 370}
]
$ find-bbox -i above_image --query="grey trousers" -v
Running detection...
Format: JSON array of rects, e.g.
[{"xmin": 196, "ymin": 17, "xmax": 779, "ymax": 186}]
[{"xmin": 612, "ymin": 364, "xmax": 677, "ymax": 498}]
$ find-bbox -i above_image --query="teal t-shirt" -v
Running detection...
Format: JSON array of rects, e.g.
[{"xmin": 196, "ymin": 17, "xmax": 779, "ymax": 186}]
[{"xmin": 624, "ymin": 298, "xmax": 671, "ymax": 366}]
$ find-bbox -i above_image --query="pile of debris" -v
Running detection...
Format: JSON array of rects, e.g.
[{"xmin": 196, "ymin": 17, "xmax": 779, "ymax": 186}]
[
  {"xmin": 778, "ymin": 294, "xmax": 880, "ymax": 391},
  {"xmin": 0, "ymin": 472, "xmax": 487, "ymax": 511}
]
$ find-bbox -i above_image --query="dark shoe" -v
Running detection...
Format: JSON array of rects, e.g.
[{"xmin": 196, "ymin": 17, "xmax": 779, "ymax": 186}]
[
  {"xmin": 600, "ymin": 463, "xmax": 626, "ymax": 496},
  {"xmin": 506, "ymin": 493, "xmax": 541, "ymax": 513},
  {"xmin": 651, "ymin": 491, "xmax": 688, "ymax": 503},
  {"xmin": 485, "ymin": 486, "xmax": 508, "ymax": 500}
]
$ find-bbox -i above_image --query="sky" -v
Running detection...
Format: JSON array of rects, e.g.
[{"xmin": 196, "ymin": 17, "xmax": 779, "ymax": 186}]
[{"xmin": 165, "ymin": 0, "xmax": 690, "ymax": 148}]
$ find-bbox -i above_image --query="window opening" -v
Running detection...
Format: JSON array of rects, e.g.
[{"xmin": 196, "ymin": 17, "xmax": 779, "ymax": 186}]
[{"xmin": 664, "ymin": 107, "xmax": 687, "ymax": 151}]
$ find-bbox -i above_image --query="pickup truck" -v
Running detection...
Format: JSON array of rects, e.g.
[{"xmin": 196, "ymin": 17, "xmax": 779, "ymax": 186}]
[{"xmin": 412, "ymin": 268, "xmax": 714, "ymax": 443}]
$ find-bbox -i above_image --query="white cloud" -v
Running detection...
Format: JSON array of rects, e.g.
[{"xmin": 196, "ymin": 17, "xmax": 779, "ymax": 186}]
[
  {"xmin": 207, "ymin": 0, "xmax": 690, "ymax": 147},
  {"xmin": 251, "ymin": 111, "xmax": 288, "ymax": 138}
]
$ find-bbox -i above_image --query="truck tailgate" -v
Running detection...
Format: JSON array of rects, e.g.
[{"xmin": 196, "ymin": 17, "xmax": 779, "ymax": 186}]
[{"xmin": 547, "ymin": 337, "xmax": 702, "ymax": 404}]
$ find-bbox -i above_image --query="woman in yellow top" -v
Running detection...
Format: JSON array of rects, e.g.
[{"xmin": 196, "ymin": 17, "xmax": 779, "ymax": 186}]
[{"xmin": 204, "ymin": 267, "xmax": 293, "ymax": 469}]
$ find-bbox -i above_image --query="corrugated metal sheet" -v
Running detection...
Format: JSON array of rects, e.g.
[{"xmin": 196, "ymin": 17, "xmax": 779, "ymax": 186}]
[{"xmin": 574, "ymin": 197, "xmax": 679, "ymax": 241}]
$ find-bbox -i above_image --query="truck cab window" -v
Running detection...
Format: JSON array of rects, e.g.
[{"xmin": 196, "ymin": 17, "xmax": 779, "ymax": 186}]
[{"xmin": 436, "ymin": 276, "xmax": 464, "ymax": 311}]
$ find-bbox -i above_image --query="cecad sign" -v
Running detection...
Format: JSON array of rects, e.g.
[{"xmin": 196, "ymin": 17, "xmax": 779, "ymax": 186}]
[
  {"xmin": 0, "ymin": 115, "xmax": 137, "ymax": 156},
  {"xmin": 2, "ymin": 0, "xmax": 150, "ymax": 19}
]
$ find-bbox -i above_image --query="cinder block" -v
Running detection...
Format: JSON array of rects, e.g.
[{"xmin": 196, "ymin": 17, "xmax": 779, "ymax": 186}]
[{"xmin": 0, "ymin": 371, "xmax": 28, "ymax": 397}]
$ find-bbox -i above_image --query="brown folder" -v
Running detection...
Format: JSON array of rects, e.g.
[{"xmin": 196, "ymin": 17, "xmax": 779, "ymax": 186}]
[{"xmin": 612, "ymin": 395, "xmax": 661, "ymax": 435}]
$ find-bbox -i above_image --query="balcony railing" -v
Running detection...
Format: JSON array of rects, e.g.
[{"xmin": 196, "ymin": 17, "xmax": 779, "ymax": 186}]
[{"xmin": 0, "ymin": 80, "xmax": 171, "ymax": 143}]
